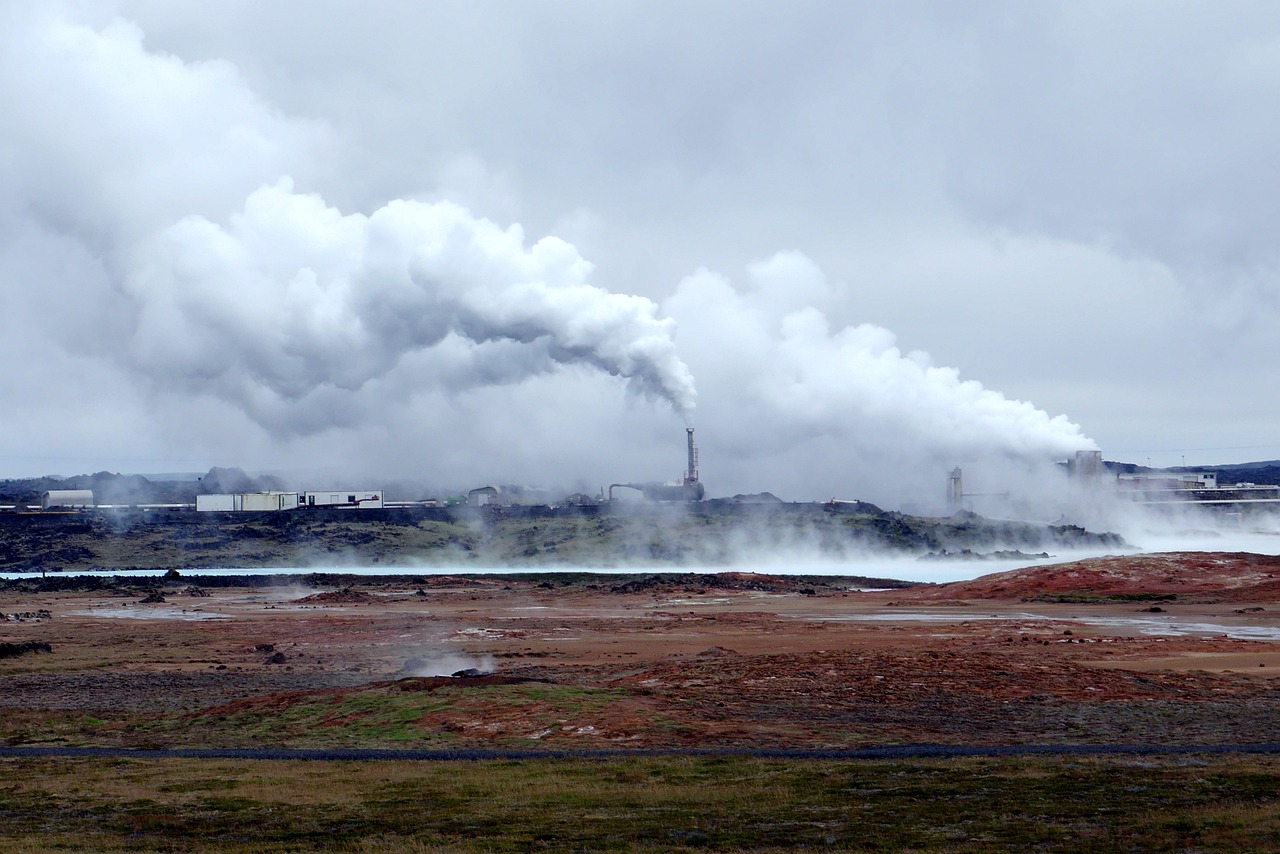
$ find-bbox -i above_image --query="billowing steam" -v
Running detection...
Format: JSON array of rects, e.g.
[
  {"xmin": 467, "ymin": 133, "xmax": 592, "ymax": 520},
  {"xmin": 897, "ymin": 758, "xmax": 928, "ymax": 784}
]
[
  {"xmin": 400, "ymin": 650, "xmax": 495, "ymax": 678},
  {"xmin": 666, "ymin": 254, "xmax": 1096, "ymax": 480},
  {"xmin": 0, "ymin": 8, "xmax": 1099, "ymax": 501},
  {"xmin": 125, "ymin": 179, "xmax": 697, "ymax": 431}
]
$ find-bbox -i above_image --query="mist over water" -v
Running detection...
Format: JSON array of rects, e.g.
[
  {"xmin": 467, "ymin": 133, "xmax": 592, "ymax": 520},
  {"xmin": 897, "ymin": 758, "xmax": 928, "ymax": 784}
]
[{"xmin": 8, "ymin": 514, "xmax": 1276, "ymax": 585}]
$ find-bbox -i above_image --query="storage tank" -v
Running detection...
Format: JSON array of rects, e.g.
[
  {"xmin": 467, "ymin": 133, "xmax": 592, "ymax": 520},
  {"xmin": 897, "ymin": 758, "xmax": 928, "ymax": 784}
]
[{"xmin": 41, "ymin": 490, "xmax": 94, "ymax": 510}]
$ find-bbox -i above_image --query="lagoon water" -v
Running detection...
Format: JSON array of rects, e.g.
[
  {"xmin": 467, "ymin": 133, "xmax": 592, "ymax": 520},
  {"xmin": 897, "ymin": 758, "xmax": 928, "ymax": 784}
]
[{"xmin": 4, "ymin": 529, "xmax": 1279, "ymax": 585}]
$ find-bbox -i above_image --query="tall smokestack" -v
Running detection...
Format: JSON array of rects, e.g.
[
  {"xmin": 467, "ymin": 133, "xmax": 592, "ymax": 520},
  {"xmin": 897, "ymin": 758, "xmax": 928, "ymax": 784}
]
[
  {"xmin": 685, "ymin": 427, "xmax": 699, "ymax": 485},
  {"xmin": 947, "ymin": 466, "xmax": 963, "ymax": 510}
]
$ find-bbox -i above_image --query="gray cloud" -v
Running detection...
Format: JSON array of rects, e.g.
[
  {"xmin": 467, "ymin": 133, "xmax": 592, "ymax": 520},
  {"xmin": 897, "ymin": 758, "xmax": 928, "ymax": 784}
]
[{"xmin": 3, "ymin": 1, "xmax": 1275, "ymax": 505}]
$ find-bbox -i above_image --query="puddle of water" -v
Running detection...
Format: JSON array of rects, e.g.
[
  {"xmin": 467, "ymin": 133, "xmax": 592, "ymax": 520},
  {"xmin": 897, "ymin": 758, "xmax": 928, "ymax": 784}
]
[
  {"xmin": 70, "ymin": 608, "xmax": 231, "ymax": 621},
  {"xmin": 799, "ymin": 611, "xmax": 1280, "ymax": 641},
  {"xmin": 1069, "ymin": 616, "xmax": 1280, "ymax": 642},
  {"xmin": 811, "ymin": 612, "xmax": 1022, "ymax": 623},
  {"xmin": 453, "ymin": 628, "xmax": 505, "ymax": 639}
]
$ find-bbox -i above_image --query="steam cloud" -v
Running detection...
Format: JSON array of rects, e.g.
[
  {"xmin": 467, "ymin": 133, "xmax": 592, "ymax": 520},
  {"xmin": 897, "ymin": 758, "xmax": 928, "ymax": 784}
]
[
  {"xmin": 0, "ymin": 8, "xmax": 1098, "ymax": 501},
  {"xmin": 126, "ymin": 179, "xmax": 697, "ymax": 430},
  {"xmin": 667, "ymin": 254, "xmax": 1096, "ymax": 474}
]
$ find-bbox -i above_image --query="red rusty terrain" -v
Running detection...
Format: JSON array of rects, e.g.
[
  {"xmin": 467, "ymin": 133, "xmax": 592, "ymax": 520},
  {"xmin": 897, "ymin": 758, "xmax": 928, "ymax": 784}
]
[
  {"xmin": 909, "ymin": 551, "xmax": 1280, "ymax": 601},
  {"xmin": 2, "ymin": 553, "xmax": 1280, "ymax": 749}
]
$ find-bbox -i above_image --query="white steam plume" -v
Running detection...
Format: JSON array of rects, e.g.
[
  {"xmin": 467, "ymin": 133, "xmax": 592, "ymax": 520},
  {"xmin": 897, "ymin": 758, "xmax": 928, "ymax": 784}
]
[
  {"xmin": 0, "ymin": 8, "xmax": 1099, "ymax": 500},
  {"xmin": 124, "ymin": 179, "xmax": 697, "ymax": 431},
  {"xmin": 667, "ymin": 253, "xmax": 1097, "ymax": 502}
]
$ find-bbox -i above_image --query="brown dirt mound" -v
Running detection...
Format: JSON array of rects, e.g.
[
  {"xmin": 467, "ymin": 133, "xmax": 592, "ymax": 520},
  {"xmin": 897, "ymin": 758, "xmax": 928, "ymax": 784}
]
[
  {"xmin": 295, "ymin": 588, "xmax": 376, "ymax": 604},
  {"xmin": 415, "ymin": 576, "xmax": 499, "ymax": 588},
  {"xmin": 911, "ymin": 552, "xmax": 1280, "ymax": 601},
  {"xmin": 609, "ymin": 572, "xmax": 824, "ymax": 595},
  {"xmin": 394, "ymin": 675, "xmax": 546, "ymax": 691}
]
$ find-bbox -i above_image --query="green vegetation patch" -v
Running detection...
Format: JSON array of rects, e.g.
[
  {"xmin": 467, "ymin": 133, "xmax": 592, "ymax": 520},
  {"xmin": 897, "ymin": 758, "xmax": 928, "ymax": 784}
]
[
  {"xmin": 1032, "ymin": 592, "xmax": 1179, "ymax": 603},
  {"xmin": 1, "ymin": 754, "xmax": 1279, "ymax": 851},
  {"xmin": 124, "ymin": 681, "xmax": 634, "ymax": 749}
]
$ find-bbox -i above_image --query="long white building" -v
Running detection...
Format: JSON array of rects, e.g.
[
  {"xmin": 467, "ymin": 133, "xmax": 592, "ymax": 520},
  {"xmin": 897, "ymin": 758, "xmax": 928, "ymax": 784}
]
[
  {"xmin": 196, "ymin": 490, "xmax": 384, "ymax": 512},
  {"xmin": 196, "ymin": 492, "xmax": 298, "ymax": 512}
]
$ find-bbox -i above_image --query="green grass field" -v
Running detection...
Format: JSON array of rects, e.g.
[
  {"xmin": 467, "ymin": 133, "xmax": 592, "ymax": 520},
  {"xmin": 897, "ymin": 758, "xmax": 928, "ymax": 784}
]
[{"xmin": 1, "ymin": 754, "xmax": 1278, "ymax": 851}]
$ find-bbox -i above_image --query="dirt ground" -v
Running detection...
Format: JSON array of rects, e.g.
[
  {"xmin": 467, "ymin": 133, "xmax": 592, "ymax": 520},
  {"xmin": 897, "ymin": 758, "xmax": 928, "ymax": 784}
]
[{"xmin": 4, "ymin": 553, "xmax": 1280, "ymax": 749}]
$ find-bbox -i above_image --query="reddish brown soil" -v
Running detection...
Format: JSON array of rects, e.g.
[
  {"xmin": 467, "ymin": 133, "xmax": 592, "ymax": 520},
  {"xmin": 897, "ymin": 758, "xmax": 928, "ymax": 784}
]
[
  {"xmin": 914, "ymin": 551, "xmax": 1280, "ymax": 601},
  {"xmin": 3, "ymin": 554, "xmax": 1280, "ymax": 748}
]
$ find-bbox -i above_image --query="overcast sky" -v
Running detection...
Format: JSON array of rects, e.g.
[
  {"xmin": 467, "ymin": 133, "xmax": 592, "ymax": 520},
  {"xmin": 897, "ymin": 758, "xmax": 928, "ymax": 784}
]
[{"xmin": 2, "ymin": 1, "xmax": 1278, "ymax": 505}]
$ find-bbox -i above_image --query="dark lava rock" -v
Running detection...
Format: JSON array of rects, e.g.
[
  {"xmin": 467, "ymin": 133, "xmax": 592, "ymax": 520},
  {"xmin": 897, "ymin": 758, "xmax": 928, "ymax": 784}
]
[
  {"xmin": 451, "ymin": 668, "xmax": 489, "ymax": 678},
  {"xmin": 0, "ymin": 641, "xmax": 51, "ymax": 659},
  {"xmin": 264, "ymin": 651, "xmax": 287, "ymax": 665}
]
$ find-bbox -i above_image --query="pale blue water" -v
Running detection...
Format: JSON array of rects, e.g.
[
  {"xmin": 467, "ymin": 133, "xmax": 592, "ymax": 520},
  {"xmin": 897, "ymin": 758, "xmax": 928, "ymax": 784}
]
[{"xmin": 3, "ymin": 531, "xmax": 1277, "ymax": 584}]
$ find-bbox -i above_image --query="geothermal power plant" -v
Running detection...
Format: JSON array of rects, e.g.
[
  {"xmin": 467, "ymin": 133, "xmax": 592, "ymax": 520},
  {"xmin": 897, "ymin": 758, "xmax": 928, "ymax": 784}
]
[
  {"xmin": 945, "ymin": 449, "xmax": 1280, "ymax": 515},
  {"xmin": 12, "ymin": 429, "xmax": 1280, "ymax": 519},
  {"xmin": 20, "ymin": 428, "xmax": 709, "ymax": 514},
  {"xmin": 607, "ymin": 428, "xmax": 705, "ymax": 503}
]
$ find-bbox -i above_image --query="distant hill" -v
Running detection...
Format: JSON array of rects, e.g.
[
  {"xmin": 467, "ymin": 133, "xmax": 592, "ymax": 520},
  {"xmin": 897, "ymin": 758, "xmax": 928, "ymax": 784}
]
[
  {"xmin": 1105, "ymin": 460, "xmax": 1280, "ymax": 486},
  {"xmin": 1187, "ymin": 461, "xmax": 1280, "ymax": 486}
]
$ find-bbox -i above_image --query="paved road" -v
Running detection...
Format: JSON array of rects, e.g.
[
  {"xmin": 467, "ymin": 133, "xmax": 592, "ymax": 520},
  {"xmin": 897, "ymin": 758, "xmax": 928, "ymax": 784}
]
[{"xmin": 4, "ymin": 744, "xmax": 1280, "ymax": 762}]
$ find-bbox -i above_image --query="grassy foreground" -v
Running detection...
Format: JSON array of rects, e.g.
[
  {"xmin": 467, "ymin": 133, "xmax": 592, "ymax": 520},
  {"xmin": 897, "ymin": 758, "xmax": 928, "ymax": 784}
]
[{"xmin": 2, "ymin": 755, "xmax": 1279, "ymax": 852}]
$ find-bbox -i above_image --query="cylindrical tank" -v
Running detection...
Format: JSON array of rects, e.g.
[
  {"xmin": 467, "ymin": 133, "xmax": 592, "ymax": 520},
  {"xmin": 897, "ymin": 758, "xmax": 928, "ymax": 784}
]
[{"xmin": 41, "ymin": 490, "xmax": 94, "ymax": 510}]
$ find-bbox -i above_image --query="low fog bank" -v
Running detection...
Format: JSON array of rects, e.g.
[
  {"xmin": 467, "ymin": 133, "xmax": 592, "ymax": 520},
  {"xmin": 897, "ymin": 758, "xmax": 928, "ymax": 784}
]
[
  {"xmin": 1102, "ymin": 512, "xmax": 1280, "ymax": 560},
  {"xmin": 3, "ymin": 527, "xmax": 1274, "ymax": 586},
  {"xmin": 4, "ymin": 473, "xmax": 1278, "ymax": 584}
]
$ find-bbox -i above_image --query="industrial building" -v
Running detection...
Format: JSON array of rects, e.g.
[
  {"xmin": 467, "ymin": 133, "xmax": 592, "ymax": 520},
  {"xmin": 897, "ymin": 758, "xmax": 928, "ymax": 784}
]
[
  {"xmin": 467, "ymin": 486, "xmax": 501, "ymax": 506},
  {"xmin": 608, "ymin": 427, "xmax": 705, "ymax": 502},
  {"xmin": 196, "ymin": 492, "xmax": 299, "ymax": 512},
  {"xmin": 1063, "ymin": 449, "xmax": 1280, "ymax": 509},
  {"xmin": 301, "ymin": 490, "xmax": 383, "ymax": 509},
  {"xmin": 195, "ymin": 489, "xmax": 384, "ymax": 512},
  {"xmin": 1117, "ymin": 472, "xmax": 1218, "ymax": 491}
]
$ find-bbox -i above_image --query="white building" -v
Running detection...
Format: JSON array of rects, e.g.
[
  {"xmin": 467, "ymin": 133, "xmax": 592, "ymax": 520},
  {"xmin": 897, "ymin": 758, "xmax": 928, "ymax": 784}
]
[
  {"xmin": 1117, "ymin": 473, "xmax": 1217, "ymax": 491},
  {"xmin": 196, "ymin": 489, "xmax": 384, "ymax": 511},
  {"xmin": 196, "ymin": 492, "xmax": 299, "ymax": 512}
]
